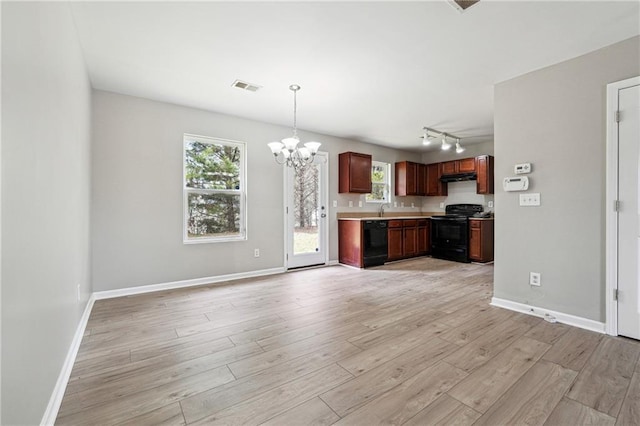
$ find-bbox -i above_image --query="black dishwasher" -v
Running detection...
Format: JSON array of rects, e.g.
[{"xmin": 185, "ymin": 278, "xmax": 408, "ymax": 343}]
[{"xmin": 363, "ymin": 220, "xmax": 388, "ymax": 267}]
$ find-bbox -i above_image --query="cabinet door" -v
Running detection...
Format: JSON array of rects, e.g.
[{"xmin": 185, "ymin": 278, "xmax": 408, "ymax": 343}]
[
  {"xmin": 426, "ymin": 163, "xmax": 448, "ymax": 196},
  {"xmin": 476, "ymin": 155, "xmax": 494, "ymax": 194},
  {"xmin": 403, "ymin": 227, "xmax": 417, "ymax": 257},
  {"xmin": 416, "ymin": 164, "xmax": 426, "ymax": 196},
  {"xmin": 417, "ymin": 222, "xmax": 428, "ymax": 254},
  {"xmin": 458, "ymin": 157, "xmax": 476, "ymax": 173},
  {"xmin": 388, "ymin": 227, "xmax": 404, "ymax": 260},
  {"xmin": 339, "ymin": 152, "xmax": 372, "ymax": 193},
  {"xmin": 441, "ymin": 161, "xmax": 458, "ymax": 175},
  {"xmin": 395, "ymin": 161, "xmax": 418, "ymax": 196},
  {"xmin": 469, "ymin": 220, "xmax": 482, "ymax": 261}
]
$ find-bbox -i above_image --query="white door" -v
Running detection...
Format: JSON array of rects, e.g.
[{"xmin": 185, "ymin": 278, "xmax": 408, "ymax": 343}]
[
  {"xmin": 618, "ymin": 83, "xmax": 640, "ymax": 340},
  {"xmin": 285, "ymin": 152, "xmax": 328, "ymax": 269}
]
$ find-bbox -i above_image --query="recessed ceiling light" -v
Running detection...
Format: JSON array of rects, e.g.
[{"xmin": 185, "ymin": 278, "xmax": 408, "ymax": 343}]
[{"xmin": 231, "ymin": 79, "xmax": 262, "ymax": 92}]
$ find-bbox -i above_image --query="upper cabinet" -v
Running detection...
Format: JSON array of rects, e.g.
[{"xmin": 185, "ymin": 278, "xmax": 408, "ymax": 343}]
[
  {"xmin": 425, "ymin": 163, "xmax": 448, "ymax": 196},
  {"xmin": 395, "ymin": 161, "xmax": 426, "ymax": 196},
  {"xmin": 441, "ymin": 157, "xmax": 476, "ymax": 175},
  {"xmin": 476, "ymin": 155, "xmax": 494, "ymax": 194},
  {"xmin": 339, "ymin": 152, "xmax": 372, "ymax": 193}
]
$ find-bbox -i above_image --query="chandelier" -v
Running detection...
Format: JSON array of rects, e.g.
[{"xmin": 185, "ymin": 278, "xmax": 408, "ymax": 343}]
[
  {"xmin": 268, "ymin": 84, "xmax": 321, "ymax": 169},
  {"xmin": 421, "ymin": 127, "xmax": 465, "ymax": 154}
]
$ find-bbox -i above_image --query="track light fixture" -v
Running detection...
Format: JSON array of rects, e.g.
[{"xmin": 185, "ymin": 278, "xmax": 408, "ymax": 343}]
[{"xmin": 421, "ymin": 127, "xmax": 465, "ymax": 154}]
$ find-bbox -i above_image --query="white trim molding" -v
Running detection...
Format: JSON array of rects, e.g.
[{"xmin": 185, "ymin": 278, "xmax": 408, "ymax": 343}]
[
  {"xmin": 40, "ymin": 295, "xmax": 96, "ymax": 426},
  {"xmin": 491, "ymin": 297, "xmax": 606, "ymax": 334},
  {"xmin": 93, "ymin": 267, "xmax": 285, "ymax": 300},
  {"xmin": 605, "ymin": 76, "xmax": 640, "ymax": 336}
]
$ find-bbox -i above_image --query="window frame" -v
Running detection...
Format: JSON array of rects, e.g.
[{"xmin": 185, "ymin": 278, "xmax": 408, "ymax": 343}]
[
  {"xmin": 366, "ymin": 160, "xmax": 391, "ymax": 204},
  {"xmin": 183, "ymin": 133, "xmax": 247, "ymax": 244}
]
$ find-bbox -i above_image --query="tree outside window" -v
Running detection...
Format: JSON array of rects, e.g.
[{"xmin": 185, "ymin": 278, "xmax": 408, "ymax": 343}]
[
  {"xmin": 366, "ymin": 161, "xmax": 390, "ymax": 203},
  {"xmin": 183, "ymin": 135, "xmax": 246, "ymax": 243}
]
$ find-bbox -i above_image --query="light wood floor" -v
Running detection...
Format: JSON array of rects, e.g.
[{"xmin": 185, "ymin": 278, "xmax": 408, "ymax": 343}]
[{"xmin": 57, "ymin": 257, "xmax": 640, "ymax": 425}]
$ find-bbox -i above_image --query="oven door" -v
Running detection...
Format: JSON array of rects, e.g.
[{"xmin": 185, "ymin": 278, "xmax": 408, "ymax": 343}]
[{"xmin": 430, "ymin": 216, "xmax": 469, "ymax": 262}]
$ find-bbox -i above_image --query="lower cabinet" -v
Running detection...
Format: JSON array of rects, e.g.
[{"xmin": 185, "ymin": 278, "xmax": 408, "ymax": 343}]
[
  {"xmin": 387, "ymin": 220, "xmax": 404, "ymax": 261},
  {"xmin": 417, "ymin": 219, "xmax": 429, "ymax": 255},
  {"xmin": 469, "ymin": 219, "xmax": 494, "ymax": 262},
  {"xmin": 388, "ymin": 218, "xmax": 430, "ymax": 261}
]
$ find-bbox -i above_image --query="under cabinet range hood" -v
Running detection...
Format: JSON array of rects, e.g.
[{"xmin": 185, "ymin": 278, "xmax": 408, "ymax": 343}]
[{"xmin": 440, "ymin": 172, "xmax": 477, "ymax": 183}]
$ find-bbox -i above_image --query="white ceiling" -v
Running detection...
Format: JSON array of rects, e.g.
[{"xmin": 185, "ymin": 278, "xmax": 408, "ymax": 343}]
[{"xmin": 70, "ymin": 1, "xmax": 640, "ymax": 150}]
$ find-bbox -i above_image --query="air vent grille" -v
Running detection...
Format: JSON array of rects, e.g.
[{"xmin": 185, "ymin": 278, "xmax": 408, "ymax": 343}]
[
  {"xmin": 232, "ymin": 79, "xmax": 262, "ymax": 92},
  {"xmin": 448, "ymin": 0, "xmax": 480, "ymax": 12}
]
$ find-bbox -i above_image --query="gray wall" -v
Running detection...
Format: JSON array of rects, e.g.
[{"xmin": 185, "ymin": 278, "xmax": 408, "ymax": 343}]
[
  {"xmin": 92, "ymin": 91, "xmax": 421, "ymax": 291},
  {"xmin": 494, "ymin": 36, "xmax": 639, "ymax": 321},
  {"xmin": 1, "ymin": 3, "xmax": 92, "ymax": 425}
]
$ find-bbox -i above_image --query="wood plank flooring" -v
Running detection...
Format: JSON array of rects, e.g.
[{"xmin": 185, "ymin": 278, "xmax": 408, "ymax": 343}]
[{"xmin": 56, "ymin": 257, "xmax": 640, "ymax": 425}]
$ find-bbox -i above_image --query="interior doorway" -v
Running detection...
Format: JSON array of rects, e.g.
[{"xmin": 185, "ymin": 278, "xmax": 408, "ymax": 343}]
[
  {"xmin": 606, "ymin": 76, "xmax": 640, "ymax": 339},
  {"xmin": 285, "ymin": 152, "xmax": 328, "ymax": 269}
]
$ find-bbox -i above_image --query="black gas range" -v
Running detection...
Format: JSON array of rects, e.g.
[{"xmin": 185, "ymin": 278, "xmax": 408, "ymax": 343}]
[{"xmin": 430, "ymin": 204, "xmax": 484, "ymax": 263}]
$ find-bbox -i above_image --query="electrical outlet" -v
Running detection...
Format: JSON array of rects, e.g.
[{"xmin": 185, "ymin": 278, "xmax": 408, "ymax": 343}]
[
  {"xmin": 349, "ymin": 201, "xmax": 353, "ymax": 207},
  {"xmin": 411, "ymin": 202, "xmax": 415, "ymax": 208},
  {"xmin": 394, "ymin": 202, "xmax": 397, "ymax": 207},
  {"xmin": 488, "ymin": 201, "xmax": 494, "ymax": 208},
  {"xmin": 358, "ymin": 200, "xmax": 363, "ymax": 207},
  {"xmin": 400, "ymin": 202, "xmax": 405, "ymax": 208},
  {"xmin": 439, "ymin": 202, "xmax": 444, "ymax": 209},
  {"xmin": 332, "ymin": 200, "xmax": 337, "ymax": 208},
  {"xmin": 254, "ymin": 248, "xmax": 260, "ymax": 258},
  {"xmin": 530, "ymin": 272, "xmax": 541, "ymax": 286}
]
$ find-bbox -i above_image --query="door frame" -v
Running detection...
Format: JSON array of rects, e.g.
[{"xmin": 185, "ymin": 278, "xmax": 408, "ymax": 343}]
[
  {"xmin": 282, "ymin": 151, "xmax": 329, "ymax": 270},
  {"xmin": 605, "ymin": 76, "xmax": 640, "ymax": 336}
]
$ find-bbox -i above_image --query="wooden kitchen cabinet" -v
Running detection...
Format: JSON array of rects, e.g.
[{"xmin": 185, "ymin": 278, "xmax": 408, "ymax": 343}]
[
  {"xmin": 338, "ymin": 220, "xmax": 363, "ymax": 267},
  {"xmin": 403, "ymin": 220, "xmax": 418, "ymax": 257},
  {"xmin": 416, "ymin": 164, "xmax": 426, "ymax": 196},
  {"xmin": 339, "ymin": 152, "xmax": 372, "ymax": 193},
  {"xmin": 441, "ymin": 158, "xmax": 476, "ymax": 175},
  {"xmin": 469, "ymin": 219, "xmax": 494, "ymax": 262},
  {"xmin": 387, "ymin": 220, "xmax": 404, "ymax": 261},
  {"xmin": 476, "ymin": 155, "xmax": 494, "ymax": 194},
  {"xmin": 395, "ymin": 161, "xmax": 424, "ymax": 196},
  {"xmin": 417, "ymin": 219, "xmax": 430, "ymax": 254},
  {"xmin": 425, "ymin": 163, "xmax": 448, "ymax": 196}
]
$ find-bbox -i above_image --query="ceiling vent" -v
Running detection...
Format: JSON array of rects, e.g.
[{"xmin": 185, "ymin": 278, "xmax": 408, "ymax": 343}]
[
  {"xmin": 232, "ymin": 79, "xmax": 262, "ymax": 92},
  {"xmin": 448, "ymin": 0, "xmax": 480, "ymax": 12}
]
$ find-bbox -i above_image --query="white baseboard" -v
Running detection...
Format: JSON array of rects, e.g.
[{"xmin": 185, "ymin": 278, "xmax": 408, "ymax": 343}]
[
  {"xmin": 93, "ymin": 267, "xmax": 285, "ymax": 300},
  {"xmin": 40, "ymin": 294, "xmax": 95, "ymax": 426},
  {"xmin": 491, "ymin": 297, "xmax": 606, "ymax": 334}
]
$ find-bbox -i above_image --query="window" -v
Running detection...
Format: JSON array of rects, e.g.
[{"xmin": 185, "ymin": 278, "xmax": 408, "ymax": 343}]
[
  {"xmin": 366, "ymin": 161, "xmax": 390, "ymax": 203},
  {"xmin": 183, "ymin": 134, "xmax": 246, "ymax": 243}
]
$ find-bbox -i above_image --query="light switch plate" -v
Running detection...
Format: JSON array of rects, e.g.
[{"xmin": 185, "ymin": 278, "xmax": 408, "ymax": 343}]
[
  {"xmin": 519, "ymin": 193, "xmax": 540, "ymax": 206},
  {"xmin": 488, "ymin": 201, "xmax": 494, "ymax": 208},
  {"xmin": 332, "ymin": 200, "xmax": 337, "ymax": 208},
  {"xmin": 358, "ymin": 200, "xmax": 363, "ymax": 207}
]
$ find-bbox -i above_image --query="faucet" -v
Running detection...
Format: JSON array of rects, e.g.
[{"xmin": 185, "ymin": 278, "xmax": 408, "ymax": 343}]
[{"xmin": 379, "ymin": 203, "xmax": 390, "ymax": 217}]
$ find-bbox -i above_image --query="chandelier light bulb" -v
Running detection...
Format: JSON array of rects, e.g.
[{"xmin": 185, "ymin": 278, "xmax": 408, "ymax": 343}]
[{"xmin": 267, "ymin": 84, "xmax": 321, "ymax": 169}]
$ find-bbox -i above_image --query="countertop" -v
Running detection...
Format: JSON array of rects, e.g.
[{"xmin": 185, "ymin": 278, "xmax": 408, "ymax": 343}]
[{"xmin": 338, "ymin": 215, "xmax": 494, "ymax": 221}]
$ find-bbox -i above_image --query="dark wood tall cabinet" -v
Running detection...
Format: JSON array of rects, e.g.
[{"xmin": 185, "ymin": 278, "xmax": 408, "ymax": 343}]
[
  {"xmin": 476, "ymin": 155, "xmax": 494, "ymax": 194},
  {"xmin": 425, "ymin": 163, "xmax": 448, "ymax": 196},
  {"xmin": 339, "ymin": 152, "xmax": 372, "ymax": 193},
  {"xmin": 469, "ymin": 219, "xmax": 494, "ymax": 262}
]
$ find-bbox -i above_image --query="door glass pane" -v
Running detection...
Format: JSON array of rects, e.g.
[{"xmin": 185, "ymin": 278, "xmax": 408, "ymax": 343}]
[{"xmin": 293, "ymin": 162, "xmax": 320, "ymax": 255}]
